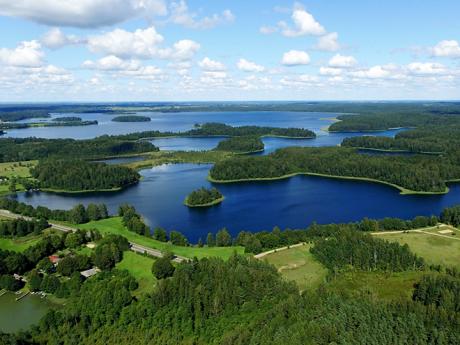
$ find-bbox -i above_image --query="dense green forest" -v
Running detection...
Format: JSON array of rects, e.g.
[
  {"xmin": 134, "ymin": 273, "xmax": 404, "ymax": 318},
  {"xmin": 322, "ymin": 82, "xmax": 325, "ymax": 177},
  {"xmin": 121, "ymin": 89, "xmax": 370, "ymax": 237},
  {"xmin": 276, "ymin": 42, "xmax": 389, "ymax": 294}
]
[
  {"xmin": 214, "ymin": 136, "xmax": 264, "ymax": 153},
  {"xmin": 112, "ymin": 115, "xmax": 151, "ymax": 122},
  {"xmin": 0, "ymin": 137, "xmax": 157, "ymax": 162},
  {"xmin": 209, "ymin": 146, "xmax": 460, "ymax": 193},
  {"xmin": 0, "ymin": 218, "xmax": 48, "ymax": 238},
  {"xmin": 112, "ymin": 122, "xmax": 316, "ymax": 140},
  {"xmin": 31, "ymin": 160, "xmax": 140, "ymax": 192},
  {"xmin": 185, "ymin": 187, "xmax": 224, "ymax": 207}
]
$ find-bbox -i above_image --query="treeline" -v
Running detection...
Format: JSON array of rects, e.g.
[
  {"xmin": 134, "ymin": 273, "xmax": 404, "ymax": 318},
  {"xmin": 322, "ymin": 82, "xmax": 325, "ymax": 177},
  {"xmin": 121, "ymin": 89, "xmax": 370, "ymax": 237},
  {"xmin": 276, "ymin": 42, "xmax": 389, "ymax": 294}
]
[
  {"xmin": 0, "ymin": 199, "xmax": 109, "ymax": 224},
  {"xmin": 0, "ymin": 218, "xmax": 48, "ymax": 238},
  {"xmin": 440, "ymin": 205, "xmax": 460, "ymax": 227},
  {"xmin": 31, "ymin": 160, "xmax": 140, "ymax": 192},
  {"xmin": 0, "ymin": 136, "xmax": 157, "ymax": 163},
  {"xmin": 112, "ymin": 115, "xmax": 151, "ymax": 122},
  {"xmin": 413, "ymin": 272, "xmax": 460, "ymax": 312},
  {"xmin": 52, "ymin": 117, "xmax": 82, "ymax": 122},
  {"xmin": 329, "ymin": 112, "xmax": 460, "ymax": 132},
  {"xmin": 310, "ymin": 229, "xmax": 425, "ymax": 272},
  {"xmin": 119, "ymin": 204, "xmax": 150, "ymax": 236},
  {"xmin": 214, "ymin": 136, "xmax": 264, "ymax": 153},
  {"xmin": 185, "ymin": 187, "xmax": 223, "ymax": 206},
  {"xmin": 11, "ymin": 254, "xmax": 459, "ymax": 345},
  {"xmin": 111, "ymin": 122, "xmax": 316, "ymax": 141},
  {"xmin": 210, "ymin": 146, "xmax": 460, "ymax": 193}
]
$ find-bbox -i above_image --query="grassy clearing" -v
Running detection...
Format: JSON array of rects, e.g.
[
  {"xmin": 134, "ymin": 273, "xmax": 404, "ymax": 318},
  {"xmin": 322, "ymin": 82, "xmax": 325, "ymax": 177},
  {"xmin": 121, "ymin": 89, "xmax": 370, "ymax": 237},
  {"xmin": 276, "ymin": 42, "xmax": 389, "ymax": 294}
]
[
  {"xmin": 0, "ymin": 235, "xmax": 41, "ymax": 252},
  {"xmin": 77, "ymin": 217, "xmax": 245, "ymax": 260},
  {"xmin": 326, "ymin": 271, "xmax": 428, "ymax": 302},
  {"xmin": 261, "ymin": 244, "xmax": 328, "ymax": 291},
  {"xmin": 0, "ymin": 160, "xmax": 37, "ymax": 195},
  {"xmin": 116, "ymin": 251, "xmax": 157, "ymax": 295},
  {"xmin": 377, "ymin": 227, "xmax": 460, "ymax": 268}
]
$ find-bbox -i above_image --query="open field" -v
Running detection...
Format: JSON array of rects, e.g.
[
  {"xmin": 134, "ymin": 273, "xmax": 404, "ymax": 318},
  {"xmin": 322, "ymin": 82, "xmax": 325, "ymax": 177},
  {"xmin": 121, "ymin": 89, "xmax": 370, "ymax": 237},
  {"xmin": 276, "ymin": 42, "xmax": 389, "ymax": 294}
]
[
  {"xmin": 78, "ymin": 217, "xmax": 245, "ymax": 260},
  {"xmin": 375, "ymin": 225, "xmax": 460, "ymax": 268},
  {"xmin": 326, "ymin": 271, "xmax": 428, "ymax": 302},
  {"xmin": 0, "ymin": 160, "xmax": 36, "ymax": 195},
  {"xmin": 0, "ymin": 235, "xmax": 41, "ymax": 252},
  {"xmin": 260, "ymin": 244, "xmax": 328, "ymax": 291},
  {"xmin": 116, "ymin": 251, "xmax": 157, "ymax": 295}
]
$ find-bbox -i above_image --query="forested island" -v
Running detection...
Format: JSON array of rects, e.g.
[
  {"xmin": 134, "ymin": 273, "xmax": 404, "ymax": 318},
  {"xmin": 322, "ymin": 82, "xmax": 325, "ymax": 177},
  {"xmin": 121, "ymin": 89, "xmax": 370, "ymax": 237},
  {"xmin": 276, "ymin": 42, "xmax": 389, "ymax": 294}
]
[
  {"xmin": 52, "ymin": 117, "xmax": 82, "ymax": 122},
  {"xmin": 184, "ymin": 187, "xmax": 224, "ymax": 207},
  {"xmin": 112, "ymin": 115, "xmax": 151, "ymax": 122},
  {"xmin": 30, "ymin": 160, "xmax": 140, "ymax": 192},
  {"xmin": 0, "ymin": 130, "xmax": 4, "ymax": 136},
  {"xmin": 214, "ymin": 136, "xmax": 264, "ymax": 153},
  {"xmin": 209, "ymin": 146, "xmax": 460, "ymax": 194}
]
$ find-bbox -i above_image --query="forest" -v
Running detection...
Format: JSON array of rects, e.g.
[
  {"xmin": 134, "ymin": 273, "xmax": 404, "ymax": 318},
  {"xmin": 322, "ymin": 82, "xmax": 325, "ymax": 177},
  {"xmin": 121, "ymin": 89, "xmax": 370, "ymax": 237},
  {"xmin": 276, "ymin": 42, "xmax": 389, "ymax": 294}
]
[
  {"xmin": 0, "ymin": 218, "xmax": 49, "ymax": 238},
  {"xmin": 209, "ymin": 146, "xmax": 460, "ymax": 193},
  {"xmin": 31, "ymin": 160, "xmax": 140, "ymax": 192},
  {"xmin": 52, "ymin": 117, "xmax": 82, "ymax": 122},
  {"xmin": 214, "ymin": 136, "xmax": 264, "ymax": 153},
  {"xmin": 0, "ymin": 136, "xmax": 157, "ymax": 162},
  {"xmin": 112, "ymin": 115, "xmax": 151, "ymax": 122},
  {"xmin": 185, "ymin": 187, "xmax": 224, "ymax": 207}
]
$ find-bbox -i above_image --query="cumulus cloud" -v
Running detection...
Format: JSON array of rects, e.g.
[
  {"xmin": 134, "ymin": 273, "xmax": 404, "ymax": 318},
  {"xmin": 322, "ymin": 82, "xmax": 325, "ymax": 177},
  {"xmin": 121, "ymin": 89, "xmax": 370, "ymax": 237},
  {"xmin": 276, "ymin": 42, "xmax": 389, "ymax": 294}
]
[
  {"xmin": 88, "ymin": 27, "xmax": 164, "ymax": 59},
  {"xmin": 41, "ymin": 28, "xmax": 83, "ymax": 49},
  {"xmin": 281, "ymin": 50, "xmax": 310, "ymax": 66},
  {"xmin": 316, "ymin": 32, "xmax": 340, "ymax": 51},
  {"xmin": 198, "ymin": 57, "xmax": 226, "ymax": 71},
  {"xmin": 328, "ymin": 54, "xmax": 357, "ymax": 68},
  {"xmin": 169, "ymin": 40, "xmax": 200, "ymax": 61},
  {"xmin": 237, "ymin": 58, "xmax": 265, "ymax": 72},
  {"xmin": 0, "ymin": 0, "xmax": 168, "ymax": 28},
  {"xmin": 280, "ymin": 7, "xmax": 325, "ymax": 37},
  {"xmin": 349, "ymin": 65, "xmax": 390, "ymax": 79},
  {"xmin": 83, "ymin": 55, "xmax": 141, "ymax": 71},
  {"xmin": 431, "ymin": 40, "xmax": 460, "ymax": 58},
  {"xmin": 407, "ymin": 62, "xmax": 446, "ymax": 75},
  {"xmin": 169, "ymin": 0, "xmax": 234, "ymax": 29},
  {"xmin": 0, "ymin": 40, "xmax": 44, "ymax": 67},
  {"xmin": 319, "ymin": 67, "xmax": 342, "ymax": 76}
]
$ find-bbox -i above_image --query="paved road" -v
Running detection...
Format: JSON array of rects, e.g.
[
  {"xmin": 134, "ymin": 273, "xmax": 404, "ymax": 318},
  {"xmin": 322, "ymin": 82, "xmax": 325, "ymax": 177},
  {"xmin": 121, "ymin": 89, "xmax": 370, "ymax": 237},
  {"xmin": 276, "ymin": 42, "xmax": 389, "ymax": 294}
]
[{"xmin": 0, "ymin": 209, "xmax": 188, "ymax": 263}]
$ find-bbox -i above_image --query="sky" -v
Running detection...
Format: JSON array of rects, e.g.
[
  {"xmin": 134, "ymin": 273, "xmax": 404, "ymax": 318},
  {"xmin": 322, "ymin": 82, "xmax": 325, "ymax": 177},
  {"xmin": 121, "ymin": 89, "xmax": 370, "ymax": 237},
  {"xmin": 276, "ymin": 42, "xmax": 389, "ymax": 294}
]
[{"xmin": 0, "ymin": 0, "xmax": 459, "ymax": 102}]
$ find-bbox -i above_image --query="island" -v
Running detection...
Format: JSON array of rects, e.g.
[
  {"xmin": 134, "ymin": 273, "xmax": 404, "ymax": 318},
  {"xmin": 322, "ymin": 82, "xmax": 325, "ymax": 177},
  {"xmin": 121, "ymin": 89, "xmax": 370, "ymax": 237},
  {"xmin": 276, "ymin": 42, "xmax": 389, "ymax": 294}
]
[
  {"xmin": 112, "ymin": 115, "xmax": 152, "ymax": 122},
  {"xmin": 214, "ymin": 136, "xmax": 264, "ymax": 154},
  {"xmin": 52, "ymin": 116, "xmax": 83, "ymax": 122},
  {"xmin": 0, "ymin": 130, "xmax": 4, "ymax": 136},
  {"xmin": 184, "ymin": 187, "xmax": 224, "ymax": 207}
]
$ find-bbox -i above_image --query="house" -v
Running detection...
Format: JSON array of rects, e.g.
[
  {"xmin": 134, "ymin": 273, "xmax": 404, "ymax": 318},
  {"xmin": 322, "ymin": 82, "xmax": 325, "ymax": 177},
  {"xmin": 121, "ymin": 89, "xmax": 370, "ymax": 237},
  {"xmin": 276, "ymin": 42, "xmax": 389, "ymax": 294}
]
[
  {"xmin": 80, "ymin": 267, "xmax": 100, "ymax": 278},
  {"xmin": 48, "ymin": 255, "xmax": 61, "ymax": 265}
]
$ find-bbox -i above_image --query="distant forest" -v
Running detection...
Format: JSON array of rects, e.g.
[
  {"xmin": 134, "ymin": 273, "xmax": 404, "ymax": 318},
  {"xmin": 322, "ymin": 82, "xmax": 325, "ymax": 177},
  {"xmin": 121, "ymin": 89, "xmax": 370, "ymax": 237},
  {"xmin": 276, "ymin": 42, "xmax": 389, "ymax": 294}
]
[{"xmin": 112, "ymin": 115, "xmax": 151, "ymax": 122}]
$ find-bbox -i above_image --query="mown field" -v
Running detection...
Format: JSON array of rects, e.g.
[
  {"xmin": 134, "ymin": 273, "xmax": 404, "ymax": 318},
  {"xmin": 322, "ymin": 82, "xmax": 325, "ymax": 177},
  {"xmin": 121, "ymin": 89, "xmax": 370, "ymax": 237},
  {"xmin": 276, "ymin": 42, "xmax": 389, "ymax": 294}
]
[
  {"xmin": 116, "ymin": 251, "xmax": 157, "ymax": 295},
  {"xmin": 260, "ymin": 244, "xmax": 328, "ymax": 291},
  {"xmin": 0, "ymin": 160, "xmax": 36, "ymax": 195},
  {"xmin": 0, "ymin": 234, "xmax": 41, "ymax": 252},
  {"xmin": 77, "ymin": 217, "xmax": 245, "ymax": 259}
]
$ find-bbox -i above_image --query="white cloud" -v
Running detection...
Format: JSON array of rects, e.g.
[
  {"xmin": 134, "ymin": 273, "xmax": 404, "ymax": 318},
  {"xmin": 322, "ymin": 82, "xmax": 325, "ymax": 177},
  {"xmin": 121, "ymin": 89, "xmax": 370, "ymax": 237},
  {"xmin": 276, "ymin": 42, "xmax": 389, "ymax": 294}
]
[
  {"xmin": 349, "ymin": 65, "xmax": 390, "ymax": 79},
  {"xmin": 431, "ymin": 40, "xmax": 460, "ymax": 58},
  {"xmin": 0, "ymin": 40, "xmax": 44, "ymax": 67},
  {"xmin": 83, "ymin": 55, "xmax": 141, "ymax": 71},
  {"xmin": 316, "ymin": 32, "xmax": 340, "ymax": 51},
  {"xmin": 280, "ymin": 7, "xmax": 326, "ymax": 37},
  {"xmin": 0, "ymin": 0, "xmax": 168, "ymax": 28},
  {"xmin": 198, "ymin": 57, "xmax": 226, "ymax": 71},
  {"xmin": 170, "ymin": 40, "xmax": 200, "ymax": 61},
  {"xmin": 328, "ymin": 54, "xmax": 357, "ymax": 68},
  {"xmin": 41, "ymin": 28, "xmax": 83, "ymax": 49},
  {"xmin": 319, "ymin": 67, "xmax": 342, "ymax": 76},
  {"xmin": 407, "ymin": 62, "xmax": 446, "ymax": 75},
  {"xmin": 237, "ymin": 58, "xmax": 265, "ymax": 72},
  {"xmin": 169, "ymin": 0, "xmax": 234, "ymax": 29},
  {"xmin": 281, "ymin": 50, "xmax": 310, "ymax": 66},
  {"xmin": 88, "ymin": 27, "xmax": 164, "ymax": 59},
  {"xmin": 280, "ymin": 74, "xmax": 318, "ymax": 86}
]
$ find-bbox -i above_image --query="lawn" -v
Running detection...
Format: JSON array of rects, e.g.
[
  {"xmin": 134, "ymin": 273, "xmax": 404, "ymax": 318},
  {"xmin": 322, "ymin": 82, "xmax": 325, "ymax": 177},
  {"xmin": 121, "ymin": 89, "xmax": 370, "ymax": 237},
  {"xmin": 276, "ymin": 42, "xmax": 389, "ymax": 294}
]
[
  {"xmin": 116, "ymin": 251, "xmax": 157, "ymax": 295},
  {"xmin": 261, "ymin": 244, "xmax": 328, "ymax": 291},
  {"xmin": 376, "ymin": 227, "xmax": 460, "ymax": 268},
  {"xmin": 0, "ymin": 235, "xmax": 41, "ymax": 252},
  {"xmin": 326, "ymin": 271, "xmax": 429, "ymax": 302},
  {"xmin": 0, "ymin": 160, "xmax": 37, "ymax": 195},
  {"xmin": 78, "ymin": 217, "xmax": 245, "ymax": 260}
]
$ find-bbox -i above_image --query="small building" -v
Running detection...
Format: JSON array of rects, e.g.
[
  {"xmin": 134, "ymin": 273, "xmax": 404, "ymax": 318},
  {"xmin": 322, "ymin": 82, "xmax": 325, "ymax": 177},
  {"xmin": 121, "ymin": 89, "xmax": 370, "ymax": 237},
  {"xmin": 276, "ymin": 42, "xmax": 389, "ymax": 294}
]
[
  {"xmin": 80, "ymin": 268, "xmax": 100, "ymax": 279},
  {"xmin": 48, "ymin": 255, "xmax": 61, "ymax": 265}
]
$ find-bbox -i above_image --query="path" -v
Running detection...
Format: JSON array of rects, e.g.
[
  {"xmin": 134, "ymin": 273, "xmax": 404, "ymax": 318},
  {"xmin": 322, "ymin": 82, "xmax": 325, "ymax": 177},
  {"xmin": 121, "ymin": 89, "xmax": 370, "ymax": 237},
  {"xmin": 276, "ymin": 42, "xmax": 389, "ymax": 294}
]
[
  {"xmin": 254, "ymin": 242, "xmax": 307, "ymax": 259},
  {"xmin": 0, "ymin": 209, "xmax": 188, "ymax": 263}
]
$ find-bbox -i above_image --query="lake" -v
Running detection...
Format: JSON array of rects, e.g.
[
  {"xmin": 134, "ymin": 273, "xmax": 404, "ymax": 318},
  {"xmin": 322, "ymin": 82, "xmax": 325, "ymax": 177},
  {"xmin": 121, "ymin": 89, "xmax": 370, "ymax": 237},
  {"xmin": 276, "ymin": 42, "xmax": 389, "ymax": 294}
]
[
  {"xmin": 0, "ymin": 292, "xmax": 51, "ymax": 333},
  {"xmin": 16, "ymin": 163, "xmax": 460, "ymax": 242}
]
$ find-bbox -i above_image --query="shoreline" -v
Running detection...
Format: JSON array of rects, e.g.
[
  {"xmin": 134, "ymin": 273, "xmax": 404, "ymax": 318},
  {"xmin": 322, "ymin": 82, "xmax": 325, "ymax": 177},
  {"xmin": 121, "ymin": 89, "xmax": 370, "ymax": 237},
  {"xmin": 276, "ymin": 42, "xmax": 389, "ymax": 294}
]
[
  {"xmin": 208, "ymin": 171, "xmax": 450, "ymax": 195},
  {"xmin": 184, "ymin": 196, "xmax": 225, "ymax": 208}
]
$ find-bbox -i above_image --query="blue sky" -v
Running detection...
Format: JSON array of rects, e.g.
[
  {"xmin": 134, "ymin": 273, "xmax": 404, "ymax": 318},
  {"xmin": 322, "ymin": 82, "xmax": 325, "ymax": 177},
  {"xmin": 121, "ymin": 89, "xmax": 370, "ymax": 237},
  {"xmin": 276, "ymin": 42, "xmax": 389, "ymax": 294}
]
[{"xmin": 0, "ymin": 0, "xmax": 459, "ymax": 101}]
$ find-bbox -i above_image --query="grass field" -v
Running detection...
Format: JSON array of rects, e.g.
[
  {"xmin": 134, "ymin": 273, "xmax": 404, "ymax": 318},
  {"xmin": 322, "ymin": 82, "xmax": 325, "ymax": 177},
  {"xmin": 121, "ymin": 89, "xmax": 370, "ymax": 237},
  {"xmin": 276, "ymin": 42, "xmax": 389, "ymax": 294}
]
[
  {"xmin": 261, "ymin": 244, "xmax": 328, "ymax": 291},
  {"xmin": 0, "ymin": 160, "xmax": 37, "ymax": 195},
  {"xmin": 116, "ymin": 251, "xmax": 157, "ymax": 295},
  {"xmin": 0, "ymin": 235, "xmax": 41, "ymax": 252},
  {"xmin": 326, "ymin": 271, "xmax": 428, "ymax": 302},
  {"xmin": 376, "ymin": 226, "xmax": 460, "ymax": 268},
  {"xmin": 78, "ymin": 217, "xmax": 245, "ymax": 259}
]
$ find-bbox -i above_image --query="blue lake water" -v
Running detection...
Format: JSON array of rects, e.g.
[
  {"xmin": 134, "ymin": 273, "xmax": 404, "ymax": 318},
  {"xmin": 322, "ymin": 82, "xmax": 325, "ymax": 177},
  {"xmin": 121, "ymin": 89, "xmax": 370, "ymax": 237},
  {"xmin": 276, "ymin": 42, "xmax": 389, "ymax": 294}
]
[{"xmin": 16, "ymin": 163, "xmax": 460, "ymax": 242}]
